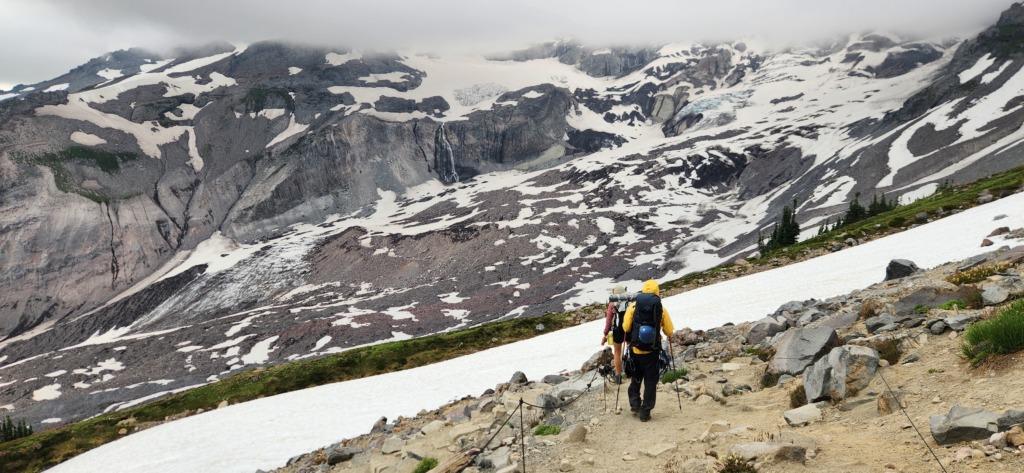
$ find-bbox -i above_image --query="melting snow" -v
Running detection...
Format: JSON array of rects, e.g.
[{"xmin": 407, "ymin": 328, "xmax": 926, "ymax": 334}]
[
  {"xmin": 44, "ymin": 83, "xmax": 70, "ymax": 92},
  {"xmin": 288, "ymin": 67, "xmax": 302, "ymax": 75},
  {"xmin": 240, "ymin": 336, "xmax": 279, "ymax": 365},
  {"xmin": 959, "ymin": 53, "xmax": 996, "ymax": 84},
  {"xmin": 32, "ymin": 383, "xmax": 62, "ymax": 401},
  {"xmin": 70, "ymin": 131, "xmax": 107, "ymax": 146}
]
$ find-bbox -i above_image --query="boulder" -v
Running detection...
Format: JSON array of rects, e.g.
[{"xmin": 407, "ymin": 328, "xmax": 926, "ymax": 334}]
[
  {"xmin": 804, "ymin": 346, "xmax": 879, "ymax": 402},
  {"xmin": 509, "ymin": 371, "xmax": 528, "ymax": 384},
  {"xmin": 542, "ymin": 374, "xmax": 568, "ymax": 385},
  {"xmin": 729, "ymin": 442, "xmax": 807, "ymax": 463},
  {"xmin": 326, "ymin": 446, "xmax": 363, "ymax": 465},
  {"xmin": 944, "ymin": 314, "xmax": 980, "ymax": 331},
  {"xmin": 566, "ymin": 424, "xmax": 587, "ymax": 443},
  {"xmin": 982, "ymin": 284, "xmax": 1010, "ymax": 306},
  {"xmin": 1008, "ymin": 426, "xmax": 1024, "ymax": 447},
  {"xmin": 981, "ymin": 238, "xmax": 994, "ymax": 247},
  {"xmin": 885, "ymin": 259, "xmax": 920, "ymax": 281},
  {"xmin": 928, "ymin": 320, "xmax": 948, "ymax": 335},
  {"xmin": 580, "ymin": 348, "xmax": 611, "ymax": 372},
  {"xmin": 893, "ymin": 284, "xmax": 971, "ymax": 316},
  {"xmin": 745, "ymin": 316, "xmax": 788, "ymax": 345},
  {"xmin": 930, "ymin": 405, "xmax": 1000, "ymax": 444},
  {"xmin": 998, "ymin": 410, "xmax": 1024, "ymax": 430},
  {"xmin": 988, "ymin": 226, "xmax": 1011, "ymax": 237},
  {"xmin": 796, "ymin": 309, "xmax": 827, "ymax": 327},
  {"xmin": 769, "ymin": 327, "xmax": 839, "ymax": 375},
  {"xmin": 784, "ymin": 403, "xmax": 822, "ymax": 427}
]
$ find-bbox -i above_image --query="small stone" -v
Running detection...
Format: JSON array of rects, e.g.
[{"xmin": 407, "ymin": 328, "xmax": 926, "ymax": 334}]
[
  {"xmin": 118, "ymin": 428, "xmax": 128, "ymax": 435},
  {"xmin": 784, "ymin": 403, "xmax": 822, "ymax": 427},
  {"xmin": 567, "ymin": 425, "xmax": 587, "ymax": 443},
  {"xmin": 640, "ymin": 443, "xmax": 677, "ymax": 458},
  {"xmin": 217, "ymin": 400, "xmax": 229, "ymax": 409},
  {"xmin": 558, "ymin": 459, "xmax": 574, "ymax": 471},
  {"xmin": 509, "ymin": 371, "xmax": 528, "ymax": 384},
  {"xmin": 622, "ymin": 454, "xmax": 638, "ymax": 461},
  {"xmin": 981, "ymin": 239, "xmax": 994, "ymax": 247}
]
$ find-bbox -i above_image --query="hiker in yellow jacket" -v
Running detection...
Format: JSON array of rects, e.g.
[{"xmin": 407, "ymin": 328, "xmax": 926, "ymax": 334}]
[{"xmin": 622, "ymin": 279, "xmax": 674, "ymax": 421}]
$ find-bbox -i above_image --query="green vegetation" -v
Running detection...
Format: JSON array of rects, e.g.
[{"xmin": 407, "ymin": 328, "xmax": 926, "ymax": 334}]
[
  {"xmin": 758, "ymin": 199, "xmax": 800, "ymax": 253},
  {"xmin": 962, "ymin": 300, "xmax": 1024, "ymax": 366},
  {"xmin": 533, "ymin": 424, "xmax": 561, "ymax": 436},
  {"xmin": 0, "ymin": 416, "xmax": 32, "ymax": 442},
  {"xmin": 947, "ymin": 261, "xmax": 1012, "ymax": 285},
  {"xmin": 19, "ymin": 146, "xmax": 137, "ymax": 203},
  {"xmin": 719, "ymin": 455, "xmax": 758, "ymax": 473},
  {"xmin": 412, "ymin": 457, "xmax": 439, "ymax": 473},
  {"xmin": 0, "ymin": 311, "xmax": 579, "ymax": 472},
  {"xmin": 758, "ymin": 165, "xmax": 1024, "ymax": 260},
  {"xmin": 914, "ymin": 304, "xmax": 931, "ymax": 315},
  {"xmin": 939, "ymin": 300, "xmax": 967, "ymax": 310},
  {"xmin": 818, "ymin": 193, "xmax": 898, "ymax": 234},
  {"xmin": 660, "ymin": 367, "xmax": 689, "ymax": 384},
  {"xmin": 743, "ymin": 346, "xmax": 773, "ymax": 362}
]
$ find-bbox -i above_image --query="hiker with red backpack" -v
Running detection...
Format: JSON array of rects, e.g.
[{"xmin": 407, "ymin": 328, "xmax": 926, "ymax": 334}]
[
  {"xmin": 621, "ymin": 279, "xmax": 675, "ymax": 422},
  {"xmin": 601, "ymin": 286, "xmax": 629, "ymax": 384}
]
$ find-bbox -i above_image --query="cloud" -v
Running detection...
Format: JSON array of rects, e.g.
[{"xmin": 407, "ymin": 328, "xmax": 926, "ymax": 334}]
[{"xmin": 0, "ymin": 0, "xmax": 1017, "ymax": 88}]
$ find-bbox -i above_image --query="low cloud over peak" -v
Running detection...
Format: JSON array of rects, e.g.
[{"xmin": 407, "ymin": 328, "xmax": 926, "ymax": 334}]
[{"xmin": 0, "ymin": 0, "xmax": 1017, "ymax": 87}]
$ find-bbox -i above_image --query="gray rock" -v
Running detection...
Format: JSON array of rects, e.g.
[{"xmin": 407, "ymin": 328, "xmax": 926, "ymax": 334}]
[
  {"xmin": 784, "ymin": 403, "xmax": 823, "ymax": 427},
  {"xmin": 478, "ymin": 446, "xmax": 512, "ymax": 470},
  {"xmin": 998, "ymin": 410, "xmax": 1024, "ymax": 430},
  {"xmin": 769, "ymin": 327, "xmax": 839, "ymax": 375},
  {"xmin": 929, "ymin": 320, "xmax": 948, "ymax": 335},
  {"xmin": 745, "ymin": 316, "xmax": 788, "ymax": 345},
  {"xmin": 930, "ymin": 405, "xmax": 1000, "ymax": 444},
  {"xmin": 981, "ymin": 283, "xmax": 1011, "ymax": 306},
  {"xmin": 509, "ymin": 371, "xmax": 528, "ymax": 384},
  {"xmin": 566, "ymin": 424, "xmax": 587, "ymax": 442},
  {"xmin": 885, "ymin": 259, "xmax": 920, "ymax": 281},
  {"xmin": 580, "ymin": 348, "xmax": 612, "ymax": 373},
  {"xmin": 796, "ymin": 309, "xmax": 827, "ymax": 327},
  {"xmin": 542, "ymin": 374, "xmax": 568, "ymax": 385},
  {"xmin": 989, "ymin": 226, "xmax": 1011, "ymax": 237},
  {"xmin": 381, "ymin": 435, "xmax": 405, "ymax": 454},
  {"xmin": 804, "ymin": 346, "xmax": 880, "ymax": 402},
  {"xmin": 945, "ymin": 314, "xmax": 980, "ymax": 331},
  {"xmin": 326, "ymin": 446, "xmax": 362, "ymax": 465}
]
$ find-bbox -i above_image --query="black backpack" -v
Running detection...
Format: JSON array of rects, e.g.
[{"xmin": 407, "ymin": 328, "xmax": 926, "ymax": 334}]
[{"xmin": 629, "ymin": 293, "xmax": 663, "ymax": 352}]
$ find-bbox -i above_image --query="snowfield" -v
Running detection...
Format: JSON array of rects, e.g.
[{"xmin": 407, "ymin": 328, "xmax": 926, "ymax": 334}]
[{"xmin": 45, "ymin": 194, "xmax": 1024, "ymax": 472}]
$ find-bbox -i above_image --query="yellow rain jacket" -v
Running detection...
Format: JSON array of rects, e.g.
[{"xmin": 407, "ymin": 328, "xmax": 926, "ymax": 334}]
[{"xmin": 622, "ymin": 279, "xmax": 675, "ymax": 355}]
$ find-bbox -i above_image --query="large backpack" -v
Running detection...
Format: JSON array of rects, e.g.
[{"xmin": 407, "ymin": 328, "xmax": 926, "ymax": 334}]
[{"xmin": 629, "ymin": 293, "xmax": 663, "ymax": 352}]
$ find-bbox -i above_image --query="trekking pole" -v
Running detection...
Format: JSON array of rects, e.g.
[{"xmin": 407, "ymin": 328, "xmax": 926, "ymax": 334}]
[{"xmin": 668, "ymin": 339, "xmax": 683, "ymax": 411}]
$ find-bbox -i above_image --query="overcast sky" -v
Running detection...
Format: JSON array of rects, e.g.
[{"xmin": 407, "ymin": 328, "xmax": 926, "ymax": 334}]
[{"xmin": 0, "ymin": 0, "xmax": 1017, "ymax": 90}]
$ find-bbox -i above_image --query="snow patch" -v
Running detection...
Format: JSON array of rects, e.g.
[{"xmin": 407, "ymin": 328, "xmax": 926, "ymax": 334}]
[
  {"xmin": 70, "ymin": 131, "xmax": 107, "ymax": 146},
  {"xmin": 32, "ymin": 383, "xmax": 62, "ymax": 401},
  {"xmin": 240, "ymin": 336, "xmax": 279, "ymax": 365},
  {"xmin": 44, "ymin": 83, "xmax": 70, "ymax": 92}
]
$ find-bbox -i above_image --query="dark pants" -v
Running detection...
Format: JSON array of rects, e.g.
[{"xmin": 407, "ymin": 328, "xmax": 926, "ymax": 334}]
[{"xmin": 628, "ymin": 351, "xmax": 658, "ymax": 411}]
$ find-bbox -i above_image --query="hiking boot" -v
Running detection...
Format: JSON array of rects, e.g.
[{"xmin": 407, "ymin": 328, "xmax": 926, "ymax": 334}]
[
  {"xmin": 638, "ymin": 409, "xmax": 651, "ymax": 422},
  {"xmin": 630, "ymin": 404, "xmax": 640, "ymax": 414}
]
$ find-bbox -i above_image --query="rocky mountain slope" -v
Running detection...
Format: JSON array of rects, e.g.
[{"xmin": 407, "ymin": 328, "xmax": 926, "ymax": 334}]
[
  {"xmin": 33, "ymin": 191, "xmax": 1024, "ymax": 473},
  {"xmin": 4, "ymin": 2, "xmax": 1024, "ymax": 432},
  {"xmin": 271, "ymin": 244, "xmax": 1024, "ymax": 473}
]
